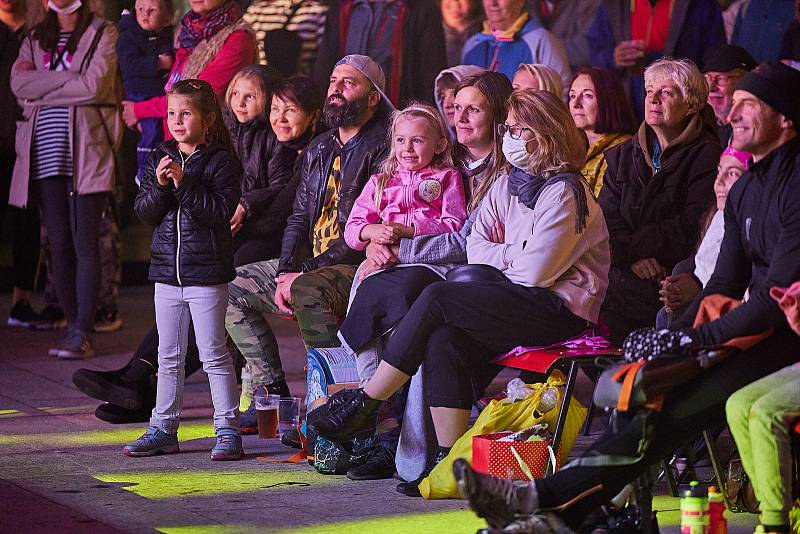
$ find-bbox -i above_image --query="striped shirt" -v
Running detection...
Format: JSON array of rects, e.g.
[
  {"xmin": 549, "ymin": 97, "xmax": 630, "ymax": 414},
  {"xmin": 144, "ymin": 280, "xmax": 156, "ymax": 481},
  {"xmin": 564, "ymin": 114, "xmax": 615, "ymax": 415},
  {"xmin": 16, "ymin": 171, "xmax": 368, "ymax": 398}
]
[
  {"xmin": 243, "ymin": 0, "xmax": 328, "ymax": 74},
  {"xmin": 31, "ymin": 32, "xmax": 73, "ymax": 180}
]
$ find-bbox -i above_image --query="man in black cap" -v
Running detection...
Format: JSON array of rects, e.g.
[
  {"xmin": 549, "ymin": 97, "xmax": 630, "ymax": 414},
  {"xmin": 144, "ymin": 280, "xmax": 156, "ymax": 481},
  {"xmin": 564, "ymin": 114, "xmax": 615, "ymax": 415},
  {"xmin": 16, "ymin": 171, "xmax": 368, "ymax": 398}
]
[
  {"xmin": 453, "ymin": 61, "xmax": 800, "ymax": 534},
  {"xmin": 703, "ymin": 44, "xmax": 757, "ymax": 146}
]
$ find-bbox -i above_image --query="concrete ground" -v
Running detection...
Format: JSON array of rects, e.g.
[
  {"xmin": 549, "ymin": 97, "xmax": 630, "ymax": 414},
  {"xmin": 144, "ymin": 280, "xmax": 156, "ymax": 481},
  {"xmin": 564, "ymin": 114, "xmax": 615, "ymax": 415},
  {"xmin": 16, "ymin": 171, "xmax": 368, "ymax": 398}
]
[{"xmin": 0, "ymin": 285, "xmax": 759, "ymax": 534}]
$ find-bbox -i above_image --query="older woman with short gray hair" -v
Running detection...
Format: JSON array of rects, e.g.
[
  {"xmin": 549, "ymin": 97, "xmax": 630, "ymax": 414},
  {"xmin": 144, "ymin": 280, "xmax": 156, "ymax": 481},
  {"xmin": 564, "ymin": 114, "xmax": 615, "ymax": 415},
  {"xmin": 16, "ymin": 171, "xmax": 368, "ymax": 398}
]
[{"xmin": 596, "ymin": 57, "xmax": 721, "ymax": 345}]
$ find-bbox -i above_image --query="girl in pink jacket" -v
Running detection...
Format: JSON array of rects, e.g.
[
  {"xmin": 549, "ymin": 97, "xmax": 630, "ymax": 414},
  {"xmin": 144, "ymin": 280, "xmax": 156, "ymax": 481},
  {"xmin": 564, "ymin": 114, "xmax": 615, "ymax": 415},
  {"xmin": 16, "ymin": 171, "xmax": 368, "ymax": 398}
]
[{"xmin": 344, "ymin": 102, "xmax": 467, "ymax": 255}]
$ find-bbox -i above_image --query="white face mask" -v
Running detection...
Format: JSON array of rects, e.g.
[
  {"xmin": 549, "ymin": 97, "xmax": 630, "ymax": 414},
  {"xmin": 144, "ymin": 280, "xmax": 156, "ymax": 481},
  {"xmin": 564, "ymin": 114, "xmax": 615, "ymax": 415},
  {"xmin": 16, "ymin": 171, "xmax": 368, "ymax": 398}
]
[
  {"xmin": 47, "ymin": 0, "xmax": 82, "ymax": 15},
  {"xmin": 502, "ymin": 132, "xmax": 531, "ymax": 170}
]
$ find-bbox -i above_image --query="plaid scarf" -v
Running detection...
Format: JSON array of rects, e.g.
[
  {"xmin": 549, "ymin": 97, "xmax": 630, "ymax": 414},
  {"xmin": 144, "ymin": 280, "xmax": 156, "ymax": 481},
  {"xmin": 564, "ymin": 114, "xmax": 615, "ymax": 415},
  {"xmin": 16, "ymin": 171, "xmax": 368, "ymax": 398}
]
[{"xmin": 177, "ymin": 1, "xmax": 242, "ymax": 50}]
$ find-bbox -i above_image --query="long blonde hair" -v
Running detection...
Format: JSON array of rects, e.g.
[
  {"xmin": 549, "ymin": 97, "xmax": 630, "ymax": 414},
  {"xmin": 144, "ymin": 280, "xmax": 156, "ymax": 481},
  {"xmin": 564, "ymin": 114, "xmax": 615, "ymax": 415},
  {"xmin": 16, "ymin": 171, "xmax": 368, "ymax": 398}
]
[
  {"xmin": 508, "ymin": 89, "xmax": 586, "ymax": 177},
  {"xmin": 374, "ymin": 102, "xmax": 453, "ymax": 209}
]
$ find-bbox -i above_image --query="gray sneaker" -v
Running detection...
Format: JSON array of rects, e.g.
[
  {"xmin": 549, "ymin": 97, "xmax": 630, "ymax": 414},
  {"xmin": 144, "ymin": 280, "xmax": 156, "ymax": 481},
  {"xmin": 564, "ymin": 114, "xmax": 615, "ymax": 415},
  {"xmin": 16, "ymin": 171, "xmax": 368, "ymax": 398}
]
[
  {"xmin": 53, "ymin": 330, "xmax": 95, "ymax": 360},
  {"xmin": 123, "ymin": 427, "xmax": 179, "ymax": 457},
  {"xmin": 211, "ymin": 429, "xmax": 243, "ymax": 461}
]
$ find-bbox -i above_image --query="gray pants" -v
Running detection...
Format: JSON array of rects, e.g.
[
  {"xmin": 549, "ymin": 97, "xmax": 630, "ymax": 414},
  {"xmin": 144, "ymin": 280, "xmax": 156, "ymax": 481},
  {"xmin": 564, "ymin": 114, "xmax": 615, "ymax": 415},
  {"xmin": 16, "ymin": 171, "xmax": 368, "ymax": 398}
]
[{"xmin": 151, "ymin": 283, "xmax": 239, "ymax": 434}]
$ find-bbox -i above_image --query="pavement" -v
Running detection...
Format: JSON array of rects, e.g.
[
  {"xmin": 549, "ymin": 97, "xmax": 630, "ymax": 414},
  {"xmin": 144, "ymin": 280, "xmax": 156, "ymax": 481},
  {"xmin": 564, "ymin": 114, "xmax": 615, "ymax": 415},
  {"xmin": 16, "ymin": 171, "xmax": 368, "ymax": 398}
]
[{"xmin": 0, "ymin": 285, "xmax": 759, "ymax": 534}]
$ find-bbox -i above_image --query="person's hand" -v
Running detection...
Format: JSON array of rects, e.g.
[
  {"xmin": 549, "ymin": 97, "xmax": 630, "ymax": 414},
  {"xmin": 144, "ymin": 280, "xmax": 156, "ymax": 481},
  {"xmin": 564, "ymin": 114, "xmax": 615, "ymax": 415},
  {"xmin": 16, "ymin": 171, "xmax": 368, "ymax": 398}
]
[
  {"xmin": 631, "ymin": 257, "xmax": 666, "ymax": 280},
  {"xmin": 274, "ymin": 272, "xmax": 301, "ymax": 314},
  {"xmin": 155, "ymin": 156, "xmax": 172, "ymax": 186},
  {"xmin": 660, "ymin": 273, "xmax": 702, "ymax": 312},
  {"xmin": 361, "ymin": 223, "xmax": 403, "ymax": 245},
  {"xmin": 489, "ymin": 221, "xmax": 505, "ymax": 244},
  {"xmin": 366, "ymin": 241, "xmax": 398, "ymax": 267},
  {"xmin": 613, "ymin": 40, "xmax": 645, "ymax": 69},
  {"xmin": 165, "ymin": 160, "xmax": 183, "ymax": 186},
  {"xmin": 122, "ymin": 101, "xmax": 139, "ymax": 129},
  {"xmin": 358, "ymin": 258, "xmax": 388, "ymax": 281},
  {"xmin": 158, "ymin": 53, "xmax": 174, "ymax": 71},
  {"xmin": 385, "ymin": 222, "xmax": 415, "ymax": 239},
  {"xmin": 14, "ymin": 61, "xmax": 35, "ymax": 71},
  {"xmin": 230, "ymin": 203, "xmax": 246, "ymax": 235}
]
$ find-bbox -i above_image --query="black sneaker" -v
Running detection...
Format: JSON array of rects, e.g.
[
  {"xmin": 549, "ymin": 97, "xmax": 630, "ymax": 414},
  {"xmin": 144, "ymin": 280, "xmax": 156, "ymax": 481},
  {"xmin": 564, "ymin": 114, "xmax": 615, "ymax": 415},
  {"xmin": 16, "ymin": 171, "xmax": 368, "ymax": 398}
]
[
  {"xmin": 347, "ymin": 446, "xmax": 396, "ymax": 480},
  {"xmin": 30, "ymin": 305, "xmax": 67, "ymax": 331},
  {"xmin": 453, "ymin": 458, "xmax": 540, "ymax": 530},
  {"xmin": 93, "ymin": 309, "xmax": 123, "ymax": 333},
  {"xmin": 7, "ymin": 300, "xmax": 40, "ymax": 328}
]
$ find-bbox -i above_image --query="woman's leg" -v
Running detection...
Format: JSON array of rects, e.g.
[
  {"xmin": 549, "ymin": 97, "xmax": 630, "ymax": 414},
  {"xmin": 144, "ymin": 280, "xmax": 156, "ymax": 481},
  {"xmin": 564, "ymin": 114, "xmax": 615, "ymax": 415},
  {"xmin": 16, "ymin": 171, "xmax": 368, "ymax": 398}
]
[
  {"xmin": 151, "ymin": 283, "xmax": 191, "ymax": 434},
  {"xmin": 35, "ymin": 177, "xmax": 78, "ymax": 326},
  {"xmin": 187, "ymin": 284, "xmax": 239, "ymax": 432},
  {"xmin": 69, "ymin": 192, "xmax": 104, "ymax": 333}
]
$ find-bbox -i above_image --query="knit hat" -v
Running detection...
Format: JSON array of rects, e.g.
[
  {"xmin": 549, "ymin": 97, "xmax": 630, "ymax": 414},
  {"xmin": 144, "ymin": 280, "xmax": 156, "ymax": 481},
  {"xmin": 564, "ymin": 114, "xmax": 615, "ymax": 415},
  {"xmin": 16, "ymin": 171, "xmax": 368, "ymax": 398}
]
[
  {"xmin": 721, "ymin": 146, "xmax": 751, "ymax": 170},
  {"xmin": 736, "ymin": 62, "xmax": 800, "ymax": 125},
  {"xmin": 334, "ymin": 55, "xmax": 393, "ymax": 109},
  {"xmin": 703, "ymin": 45, "xmax": 757, "ymax": 73}
]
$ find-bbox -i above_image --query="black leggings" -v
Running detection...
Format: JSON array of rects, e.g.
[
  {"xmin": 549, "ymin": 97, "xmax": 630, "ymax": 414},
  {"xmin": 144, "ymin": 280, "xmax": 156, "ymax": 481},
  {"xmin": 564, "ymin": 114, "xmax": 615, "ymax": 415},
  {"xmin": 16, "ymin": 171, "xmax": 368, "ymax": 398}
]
[
  {"xmin": 380, "ymin": 280, "xmax": 588, "ymax": 409},
  {"xmin": 34, "ymin": 176, "xmax": 104, "ymax": 332},
  {"xmin": 535, "ymin": 327, "xmax": 800, "ymax": 528}
]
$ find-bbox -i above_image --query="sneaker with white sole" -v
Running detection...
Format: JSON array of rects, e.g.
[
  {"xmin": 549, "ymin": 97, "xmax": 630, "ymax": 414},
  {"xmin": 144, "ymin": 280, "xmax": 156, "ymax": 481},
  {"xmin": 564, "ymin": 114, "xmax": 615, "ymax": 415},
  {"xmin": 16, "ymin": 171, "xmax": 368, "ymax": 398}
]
[
  {"xmin": 211, "ymin": 429, "xmax": 244, "ymax": 461},
  {"xmin": 123, "ymin": 427, "xmax": 179, "ymax": 457},
  {"xmin": 7, "ymin": 300, "xmax": 40, "ymax": 327},
  {"xmin": 30, "ymin": 305, "xmax": 67, "ymax": 331},
  {"xmin": 52, "ymin": 330, "xmax": 95, "ymax": 359}
]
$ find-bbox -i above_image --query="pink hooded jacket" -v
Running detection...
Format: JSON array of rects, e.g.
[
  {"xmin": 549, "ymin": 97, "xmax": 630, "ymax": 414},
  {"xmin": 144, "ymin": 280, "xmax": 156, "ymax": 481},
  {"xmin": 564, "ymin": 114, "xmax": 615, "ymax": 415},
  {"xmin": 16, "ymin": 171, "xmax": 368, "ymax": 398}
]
[{"xmin": 345, "ymin": 166, "xmax": 467, "ymax": 250}]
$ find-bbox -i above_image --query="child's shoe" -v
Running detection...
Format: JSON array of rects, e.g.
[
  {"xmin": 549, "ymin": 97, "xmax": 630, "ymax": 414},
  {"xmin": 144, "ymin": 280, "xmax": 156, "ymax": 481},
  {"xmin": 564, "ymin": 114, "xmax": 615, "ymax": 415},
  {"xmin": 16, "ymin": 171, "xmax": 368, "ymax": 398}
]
[
  {"xmin": 211, "ymin": 429, "xmax": 243, "ymax": 461},
  {"xmin": 123, "ymin": 427, "xmax": 179, "ymax": 457}
]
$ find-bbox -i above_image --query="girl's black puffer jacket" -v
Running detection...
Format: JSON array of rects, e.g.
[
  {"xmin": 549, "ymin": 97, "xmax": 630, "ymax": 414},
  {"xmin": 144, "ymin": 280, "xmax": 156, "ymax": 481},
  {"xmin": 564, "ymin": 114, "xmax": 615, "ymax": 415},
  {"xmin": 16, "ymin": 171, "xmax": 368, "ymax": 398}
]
[{"xmin": 135, "ymin": 141, "xmax": 242, "ymax": 286}]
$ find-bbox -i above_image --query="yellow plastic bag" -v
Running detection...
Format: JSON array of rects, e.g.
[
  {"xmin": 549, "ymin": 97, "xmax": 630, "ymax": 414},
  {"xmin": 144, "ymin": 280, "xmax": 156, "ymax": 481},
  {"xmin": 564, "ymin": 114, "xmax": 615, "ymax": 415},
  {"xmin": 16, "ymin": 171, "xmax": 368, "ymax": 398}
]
[{"xmin": 419, "ymin": 370, "xmax": 587, "ymax": 499}]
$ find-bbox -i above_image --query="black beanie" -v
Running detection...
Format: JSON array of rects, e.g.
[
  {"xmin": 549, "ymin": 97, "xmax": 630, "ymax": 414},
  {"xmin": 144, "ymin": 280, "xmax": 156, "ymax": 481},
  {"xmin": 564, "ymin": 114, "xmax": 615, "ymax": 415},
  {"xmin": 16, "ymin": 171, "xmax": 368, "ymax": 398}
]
[{"xmin": 736, "ymin": 62, "xmax": 800, "ymax": 126}]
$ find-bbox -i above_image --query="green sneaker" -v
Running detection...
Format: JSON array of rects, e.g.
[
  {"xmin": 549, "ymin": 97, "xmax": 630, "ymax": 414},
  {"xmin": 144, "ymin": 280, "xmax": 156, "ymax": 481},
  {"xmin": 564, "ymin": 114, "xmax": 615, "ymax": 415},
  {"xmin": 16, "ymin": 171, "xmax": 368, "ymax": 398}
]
[{"xmin": 123, "ymin": 427, "xmax": 179, "ymax": 457}]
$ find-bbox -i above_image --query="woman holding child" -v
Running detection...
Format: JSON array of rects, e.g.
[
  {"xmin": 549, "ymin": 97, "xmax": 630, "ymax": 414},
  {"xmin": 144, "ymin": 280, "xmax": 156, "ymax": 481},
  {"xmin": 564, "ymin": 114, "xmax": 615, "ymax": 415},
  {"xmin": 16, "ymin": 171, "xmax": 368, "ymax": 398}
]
[{"xmin": 322, "ymin": 87, "xmax": 611, "ymax": 496}]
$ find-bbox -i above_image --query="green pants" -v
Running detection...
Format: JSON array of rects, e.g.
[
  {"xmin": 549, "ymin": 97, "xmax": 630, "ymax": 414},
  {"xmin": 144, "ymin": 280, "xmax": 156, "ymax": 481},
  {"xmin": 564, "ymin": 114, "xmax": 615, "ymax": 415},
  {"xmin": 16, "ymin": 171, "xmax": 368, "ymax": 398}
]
[
  {"xmin": 726, "ymin": 363, "xmax": 800, "ymax": 527},
  {"xmin": 225, "ymin": 259, "xmax": 356, "ymax": 393}
]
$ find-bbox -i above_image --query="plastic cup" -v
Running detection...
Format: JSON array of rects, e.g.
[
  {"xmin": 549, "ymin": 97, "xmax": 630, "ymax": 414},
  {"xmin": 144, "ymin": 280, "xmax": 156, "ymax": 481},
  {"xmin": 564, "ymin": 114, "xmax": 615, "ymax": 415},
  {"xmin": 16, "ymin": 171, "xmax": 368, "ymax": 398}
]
[
  {"xmin": 254, "ymin": 393, "xmax": 279, "ymax": 439},
  {"xmin": 278, "ymin": 397, "xmax": 301, "ymax": 440}
]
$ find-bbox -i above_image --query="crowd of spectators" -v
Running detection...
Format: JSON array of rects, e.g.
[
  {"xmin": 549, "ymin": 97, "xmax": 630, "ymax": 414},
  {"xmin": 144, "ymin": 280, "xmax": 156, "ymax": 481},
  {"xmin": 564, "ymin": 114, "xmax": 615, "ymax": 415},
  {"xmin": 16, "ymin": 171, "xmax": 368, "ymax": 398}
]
[{"xmin": 2, "ymin": 0, "xmax": 800, "ymax": 531}]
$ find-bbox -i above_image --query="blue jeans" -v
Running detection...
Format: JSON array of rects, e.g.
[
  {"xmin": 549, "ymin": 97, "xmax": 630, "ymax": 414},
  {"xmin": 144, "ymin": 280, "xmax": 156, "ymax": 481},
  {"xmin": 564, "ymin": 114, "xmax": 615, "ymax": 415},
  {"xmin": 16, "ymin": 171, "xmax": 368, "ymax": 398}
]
[{"xmin": 151, "ymin": 283, "xmax": 239, "ymax": 433}]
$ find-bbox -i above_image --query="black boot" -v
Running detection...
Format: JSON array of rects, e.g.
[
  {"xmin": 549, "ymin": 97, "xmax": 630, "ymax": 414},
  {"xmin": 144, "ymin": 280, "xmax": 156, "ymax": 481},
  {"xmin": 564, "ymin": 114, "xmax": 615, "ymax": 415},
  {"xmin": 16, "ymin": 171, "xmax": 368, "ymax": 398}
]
[
  {"xmin": 396, "ymin": 446, "xmax": 451, "ymax": 497},
  {"xmin": 95, "ymin": 403, "xmax": 151, "ymax": 424},
  {"xmin": 72, "ymin": 359, "xmax": 156, "ymax": 410},
  {"xmin": 311, "ymin": 389, "xmax": 382, "ymax": 442}
]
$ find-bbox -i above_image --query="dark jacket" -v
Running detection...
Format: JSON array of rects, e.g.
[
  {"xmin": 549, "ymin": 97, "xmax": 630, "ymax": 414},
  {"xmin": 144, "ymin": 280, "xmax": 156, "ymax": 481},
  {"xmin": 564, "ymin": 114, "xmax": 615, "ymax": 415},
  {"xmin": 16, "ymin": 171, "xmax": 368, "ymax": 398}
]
[
  {"xmin": 278, "ymin": 109, "xmax": 390, "ymax": 273},
  {"xmin": 312, "ymin": 0, "xmax": 446, "ymax": 107},
  {"xmin": 116, "ymin": 13, "xmax": 174, "ymax": 100},
  {"xmin": 0, "ymin": 22, "xmax": 22, "ymax": 152},
  {"xmin": 225, "ymin": 110, "xmax": 304, "ymax": 241},
  {"xmin": 135, "ymin": 141, "xmax": 242, "ymax": 286},
  {"xmin": 599, "ymin": 105, "xmax": 720, "ymax": 272},
  {"xmin": 676, "ymin": 136, "xmax": 800, "ymax": 345}
]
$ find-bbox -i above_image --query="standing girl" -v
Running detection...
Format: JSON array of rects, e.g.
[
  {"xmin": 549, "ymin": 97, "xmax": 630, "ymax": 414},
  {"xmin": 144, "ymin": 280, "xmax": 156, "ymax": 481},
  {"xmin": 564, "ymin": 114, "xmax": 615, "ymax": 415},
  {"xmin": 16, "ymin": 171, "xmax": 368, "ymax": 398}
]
[
  {"xmin": 10, "ymin": 0, "xmax": 121, "ymax": 358},
  {"xmin": 344, "ymin": 102, "xmax": 467, "ymax": 267},
  {"xmin": 125, "ymin": 79, "xmax": 243, "ymax": 460}
]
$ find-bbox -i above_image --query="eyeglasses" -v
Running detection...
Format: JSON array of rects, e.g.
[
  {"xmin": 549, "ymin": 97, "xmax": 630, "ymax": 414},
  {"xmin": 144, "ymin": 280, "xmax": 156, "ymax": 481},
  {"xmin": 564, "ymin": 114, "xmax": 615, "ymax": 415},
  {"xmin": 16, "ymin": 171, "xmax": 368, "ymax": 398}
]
[
  {"xmin": 704, "ymin": 73, "xmax": 742, "ymax": 88},
  {"xmin": 497, "ymin": 123, "xmax": 533, "ymax": 140}
]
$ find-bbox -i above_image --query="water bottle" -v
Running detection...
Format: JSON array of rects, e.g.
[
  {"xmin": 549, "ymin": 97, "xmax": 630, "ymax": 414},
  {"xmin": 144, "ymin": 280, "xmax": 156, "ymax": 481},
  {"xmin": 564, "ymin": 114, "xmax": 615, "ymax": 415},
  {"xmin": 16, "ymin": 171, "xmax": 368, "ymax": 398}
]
[
  {"xmin": 681, "ymin": 481, "xmax": 709, "ymax": 534},
  {"xmin": 707, "ymin": 486, "xmax": 728, "ymax": 534}
]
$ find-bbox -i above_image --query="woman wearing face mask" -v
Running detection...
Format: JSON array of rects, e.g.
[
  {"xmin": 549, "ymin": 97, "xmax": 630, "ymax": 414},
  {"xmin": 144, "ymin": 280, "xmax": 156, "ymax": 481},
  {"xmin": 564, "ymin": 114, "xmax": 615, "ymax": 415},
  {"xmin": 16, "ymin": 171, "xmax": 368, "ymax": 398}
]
[
  {"xmin": 313, "ymin": 89, "xmax": 611, "ymax": 497},
  {"xmin": 10, "ymin": 0, "xmax": 121, "ymax": 359}
]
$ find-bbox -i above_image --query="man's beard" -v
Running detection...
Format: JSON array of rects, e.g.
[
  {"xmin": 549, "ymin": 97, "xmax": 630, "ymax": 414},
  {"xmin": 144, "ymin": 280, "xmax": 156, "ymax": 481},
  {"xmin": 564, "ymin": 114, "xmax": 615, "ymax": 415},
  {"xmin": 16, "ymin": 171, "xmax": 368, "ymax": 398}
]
[{"xmin": 323, "ymin": 92, "xmax": 371, "ymax": 129}]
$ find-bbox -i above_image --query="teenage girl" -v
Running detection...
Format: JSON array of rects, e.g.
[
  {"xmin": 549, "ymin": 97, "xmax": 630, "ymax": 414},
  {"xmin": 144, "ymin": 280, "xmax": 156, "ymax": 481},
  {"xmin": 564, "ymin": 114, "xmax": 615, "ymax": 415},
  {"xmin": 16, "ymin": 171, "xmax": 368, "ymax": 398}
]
[{"xmin": 125, "ymin": 79, "xmax": 243, "ymax": 461}]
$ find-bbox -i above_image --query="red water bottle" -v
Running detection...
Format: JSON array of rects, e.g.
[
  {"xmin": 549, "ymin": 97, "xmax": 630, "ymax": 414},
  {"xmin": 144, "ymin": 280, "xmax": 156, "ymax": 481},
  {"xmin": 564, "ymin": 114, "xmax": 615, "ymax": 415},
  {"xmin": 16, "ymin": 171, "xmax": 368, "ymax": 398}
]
[{"xmin": 707, "ymin": 486, "xmax": 728, "ymax": 534}]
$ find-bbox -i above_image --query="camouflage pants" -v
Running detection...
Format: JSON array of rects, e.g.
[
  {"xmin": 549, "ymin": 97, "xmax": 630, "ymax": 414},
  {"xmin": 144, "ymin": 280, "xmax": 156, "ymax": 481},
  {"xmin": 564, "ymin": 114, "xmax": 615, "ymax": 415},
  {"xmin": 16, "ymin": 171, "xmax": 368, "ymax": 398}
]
[
  {"xmin": 226, "ymin": 259, "xmax": 356, "ymax": 392},
  {"xmin": 42, "ymin": 196, "xmax": 121, "ymax": 312}
]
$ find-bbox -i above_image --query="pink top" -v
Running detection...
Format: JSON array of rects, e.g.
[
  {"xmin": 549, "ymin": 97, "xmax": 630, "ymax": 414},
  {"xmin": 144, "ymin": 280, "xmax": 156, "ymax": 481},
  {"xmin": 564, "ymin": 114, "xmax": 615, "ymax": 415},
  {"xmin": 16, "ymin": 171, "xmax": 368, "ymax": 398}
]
[
  {"xmin": 345, "ymin": 166, "xmax": 467, "ymax": 250},
  {"xmin": 770, "ymin": 281, "xmax": 800, "ymax": 336},
  {"xmin": 133, "ymin": 29, "xmax": 255, "ymax": 137}
]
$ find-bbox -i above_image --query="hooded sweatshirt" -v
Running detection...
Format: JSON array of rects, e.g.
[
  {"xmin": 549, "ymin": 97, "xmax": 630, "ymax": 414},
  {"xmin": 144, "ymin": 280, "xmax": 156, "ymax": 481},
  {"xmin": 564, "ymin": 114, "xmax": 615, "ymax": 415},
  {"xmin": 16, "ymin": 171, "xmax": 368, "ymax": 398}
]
[
  {"xmin": 433, "ymin": 64, "xmax": 486, "ymax": 138},
  {"xmin": 599, "ymin": 105, "xmax": 720, "ymax": 271}
]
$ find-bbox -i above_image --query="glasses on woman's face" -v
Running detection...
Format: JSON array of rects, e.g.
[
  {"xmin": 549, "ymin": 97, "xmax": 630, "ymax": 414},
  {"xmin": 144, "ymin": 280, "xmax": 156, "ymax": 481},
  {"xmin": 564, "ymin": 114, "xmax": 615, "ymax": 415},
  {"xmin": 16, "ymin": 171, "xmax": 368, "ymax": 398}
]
[
  {"xmin": 497, "ymin": 123, "xmax": 532, "ymax": 140},
  {"xmin": 704, "ymin": 72, "xmax": 741, "ymax": 88}
]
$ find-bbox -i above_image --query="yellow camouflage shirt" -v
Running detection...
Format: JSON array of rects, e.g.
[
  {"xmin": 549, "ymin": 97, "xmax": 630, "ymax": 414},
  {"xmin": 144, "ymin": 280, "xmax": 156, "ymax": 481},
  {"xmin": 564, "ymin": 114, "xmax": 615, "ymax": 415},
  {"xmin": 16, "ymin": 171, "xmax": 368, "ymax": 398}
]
[{"xmin": 312, "ymin": 155, "xmax": 341, "ymax": 256}]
